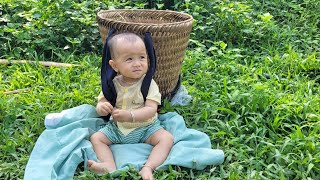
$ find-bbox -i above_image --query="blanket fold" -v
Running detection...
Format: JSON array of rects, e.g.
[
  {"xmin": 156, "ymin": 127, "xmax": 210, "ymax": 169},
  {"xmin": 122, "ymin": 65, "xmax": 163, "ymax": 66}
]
[{"xmin": 24, "ymin": 104, "xmax": 224, "ymax": 180}]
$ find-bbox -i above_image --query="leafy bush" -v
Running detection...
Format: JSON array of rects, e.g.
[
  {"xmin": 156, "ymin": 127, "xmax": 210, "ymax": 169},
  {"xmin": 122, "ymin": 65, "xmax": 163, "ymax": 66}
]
[{"xmin": 1, "ymin": 0, "xmax": 117, "ymax": 61}]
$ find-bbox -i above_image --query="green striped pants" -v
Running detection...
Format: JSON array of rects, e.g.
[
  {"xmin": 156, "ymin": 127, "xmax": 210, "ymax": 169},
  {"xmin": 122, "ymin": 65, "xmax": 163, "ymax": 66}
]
[{"xmin": 99, "ymin": 119, "xmax": 163, "ymax": 144}]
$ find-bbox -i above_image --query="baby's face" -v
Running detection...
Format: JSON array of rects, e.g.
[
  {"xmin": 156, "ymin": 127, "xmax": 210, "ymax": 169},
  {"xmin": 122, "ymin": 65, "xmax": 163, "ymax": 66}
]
[{"xmin": 112, "ymin": 38, "xmax": 148, "ymax": 81}]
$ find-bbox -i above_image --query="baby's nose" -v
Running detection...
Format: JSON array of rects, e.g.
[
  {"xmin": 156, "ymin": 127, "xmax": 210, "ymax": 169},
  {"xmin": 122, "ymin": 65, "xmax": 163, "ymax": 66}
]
[{"xmin": 133, "ymin": 59, "xmax": 141, "ymax": 66}]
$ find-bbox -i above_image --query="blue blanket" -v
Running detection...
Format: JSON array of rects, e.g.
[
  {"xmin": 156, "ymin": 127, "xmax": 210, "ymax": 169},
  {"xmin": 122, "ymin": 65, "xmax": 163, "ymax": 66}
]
[{"xmin": 24, "ymin": 104, "xmax": 224, "ymax": 180}]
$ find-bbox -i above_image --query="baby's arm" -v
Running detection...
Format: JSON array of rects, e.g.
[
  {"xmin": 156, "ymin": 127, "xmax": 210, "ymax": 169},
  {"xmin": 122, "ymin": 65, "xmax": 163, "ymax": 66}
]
[
  {"xmin": 96, "ymin": 97, "xmax": 114, "ymax": 116},
  {"xmin": 112, "ymin": 99, "xmax": 158, "ymax": 122}
]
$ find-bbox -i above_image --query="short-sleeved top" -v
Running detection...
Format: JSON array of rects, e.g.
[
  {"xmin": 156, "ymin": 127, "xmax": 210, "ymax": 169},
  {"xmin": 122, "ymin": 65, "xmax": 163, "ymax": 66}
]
[{"xmin": 98, "ymin": 74, "xmax": 161, "ymax": 135}]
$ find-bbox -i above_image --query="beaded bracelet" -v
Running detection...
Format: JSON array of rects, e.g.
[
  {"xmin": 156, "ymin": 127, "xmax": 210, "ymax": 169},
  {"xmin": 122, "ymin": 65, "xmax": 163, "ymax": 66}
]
[
  {"xmin": 141, "ymin": 165, "xmax": 155, "ymax": 172},
  {"xmin": 130, "ymin": 111, "xmax": 135, "ymax": 123}
]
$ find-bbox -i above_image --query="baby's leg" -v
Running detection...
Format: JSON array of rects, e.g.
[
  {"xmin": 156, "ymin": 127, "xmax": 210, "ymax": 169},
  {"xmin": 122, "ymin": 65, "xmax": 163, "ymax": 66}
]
[
  {"xmin": 140, "ymin": 129, "xmax": 174, "ymax": 180},
  {"xmin": 88, "ymin": 132, "xmax": 116, "ymax": 174}
]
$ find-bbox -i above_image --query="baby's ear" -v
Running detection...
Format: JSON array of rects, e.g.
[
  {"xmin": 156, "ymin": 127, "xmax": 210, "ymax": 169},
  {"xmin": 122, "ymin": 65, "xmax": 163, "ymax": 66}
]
[{"xmin": 109, "ymin": 60, "xmax": 118, "ymax": 72}]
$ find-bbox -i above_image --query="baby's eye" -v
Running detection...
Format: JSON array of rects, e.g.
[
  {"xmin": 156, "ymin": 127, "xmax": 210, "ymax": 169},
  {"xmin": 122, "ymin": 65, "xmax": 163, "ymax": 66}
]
[
  {"xmin": 126, "ymin": 58, "xmax": 133, "ymax": 62},
  {"xmin": 140, "ymin": 56, "xmax": 146, "ymax": 60}
]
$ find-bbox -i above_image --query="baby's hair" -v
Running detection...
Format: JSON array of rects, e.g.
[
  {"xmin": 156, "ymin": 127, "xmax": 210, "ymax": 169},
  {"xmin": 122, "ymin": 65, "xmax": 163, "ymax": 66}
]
[{"xmin": 107, "ymin": 32, "xmax": 144, "ymax": 59}]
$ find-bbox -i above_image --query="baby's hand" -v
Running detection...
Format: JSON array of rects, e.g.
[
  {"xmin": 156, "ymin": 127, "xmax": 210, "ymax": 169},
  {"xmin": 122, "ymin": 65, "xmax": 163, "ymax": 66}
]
[
  {"xmin": 96, "ymin": 101, "xmax": 113, "ymax": 116},
  {"xmin": 112, "ymin": 109, "xmax": 131, "ymax": 122}
]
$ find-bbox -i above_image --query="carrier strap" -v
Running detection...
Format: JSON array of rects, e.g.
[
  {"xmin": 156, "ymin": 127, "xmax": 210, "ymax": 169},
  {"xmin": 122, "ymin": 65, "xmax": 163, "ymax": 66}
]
[{"xmin": 142, "ymin": 32, "xmax": 157, "ymax": 101}]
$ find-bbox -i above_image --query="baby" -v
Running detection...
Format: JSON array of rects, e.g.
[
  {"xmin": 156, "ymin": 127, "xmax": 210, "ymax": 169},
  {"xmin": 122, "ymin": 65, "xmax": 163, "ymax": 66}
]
[{"xmin": 88, "ymin": 32, "xmax": 174, "ymax": 180}]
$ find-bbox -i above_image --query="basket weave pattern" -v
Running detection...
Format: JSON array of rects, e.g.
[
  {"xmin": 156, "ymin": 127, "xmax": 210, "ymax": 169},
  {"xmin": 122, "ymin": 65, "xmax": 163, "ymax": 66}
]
[{"xmin": 97, "ymin": 9, "xmax": 193, "ymax": 100}]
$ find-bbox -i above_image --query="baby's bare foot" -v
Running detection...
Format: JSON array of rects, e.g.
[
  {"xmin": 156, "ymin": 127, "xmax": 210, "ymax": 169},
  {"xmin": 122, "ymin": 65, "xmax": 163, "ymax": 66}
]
[
  {"xmin": 139, "ymin": 166, "xmax": 154, "ymax": 180},
  {"xmin": 87, "ymin": 160, "xmax": 114, "ymax": 174}
]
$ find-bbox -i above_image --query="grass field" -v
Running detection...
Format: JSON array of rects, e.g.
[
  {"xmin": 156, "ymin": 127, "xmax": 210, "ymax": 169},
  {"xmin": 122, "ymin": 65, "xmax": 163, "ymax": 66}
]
[{"xmin": 1, "ymin": 0, "xmax": 319, "ymax": 179}]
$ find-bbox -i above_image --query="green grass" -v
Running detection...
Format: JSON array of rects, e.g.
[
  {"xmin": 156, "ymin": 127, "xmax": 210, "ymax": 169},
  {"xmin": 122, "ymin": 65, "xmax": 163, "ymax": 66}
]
[{"xmin": 1, "ymin": 0, "xmax": 320, "ymax": 179}]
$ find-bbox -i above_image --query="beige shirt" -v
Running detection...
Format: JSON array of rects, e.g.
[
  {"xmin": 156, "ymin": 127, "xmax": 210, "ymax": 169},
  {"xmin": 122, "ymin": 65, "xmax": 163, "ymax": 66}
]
[{"xmin": 98, "ymin": 75, "xmax": 161, "ymax": 135}]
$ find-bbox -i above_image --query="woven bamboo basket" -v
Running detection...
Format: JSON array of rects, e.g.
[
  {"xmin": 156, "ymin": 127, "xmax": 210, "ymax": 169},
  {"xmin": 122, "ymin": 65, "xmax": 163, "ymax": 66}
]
[{"xmin": 97, "ymin": 9, "xmax": 193, "ymax": 100}]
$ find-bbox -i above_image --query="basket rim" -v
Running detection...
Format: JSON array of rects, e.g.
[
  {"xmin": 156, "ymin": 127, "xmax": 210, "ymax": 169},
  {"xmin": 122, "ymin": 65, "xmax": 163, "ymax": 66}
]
[{"xmin": 97, "ymin": 9, "xmax": 193, "ymax": 27}]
